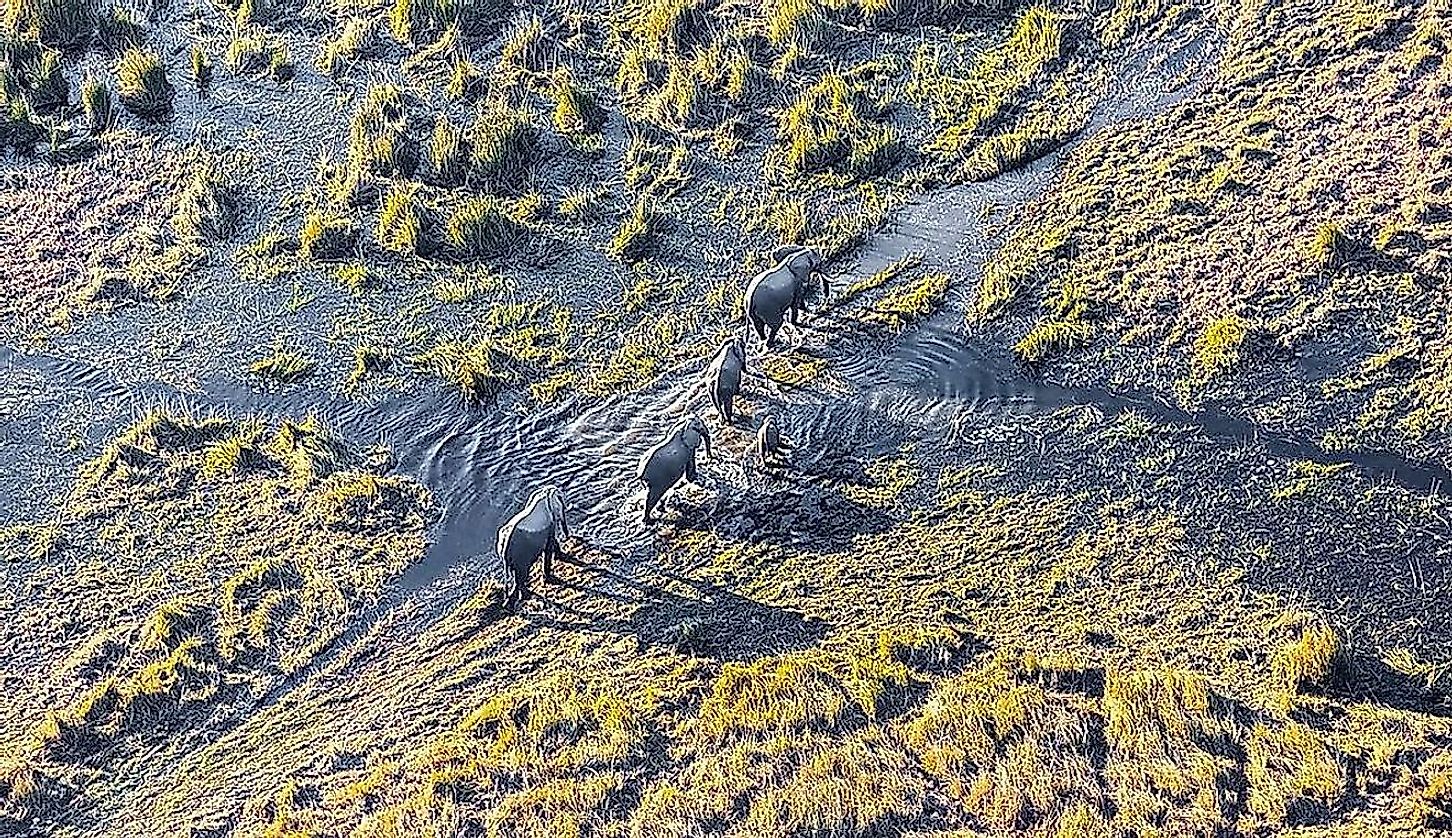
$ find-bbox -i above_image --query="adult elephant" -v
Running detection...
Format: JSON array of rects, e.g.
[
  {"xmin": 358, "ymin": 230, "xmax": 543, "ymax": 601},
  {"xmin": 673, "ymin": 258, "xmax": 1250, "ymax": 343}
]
[
  {"xmin": 743, "ymin": 245, "xmax": 829, "ymax": 346},
  {"xmin": 496, "ymin": 485, "xmax": 569, "ymax": 608},
  {"xmin": 638, "ymin": 414, "xmax": 712, "ymax": 523}
]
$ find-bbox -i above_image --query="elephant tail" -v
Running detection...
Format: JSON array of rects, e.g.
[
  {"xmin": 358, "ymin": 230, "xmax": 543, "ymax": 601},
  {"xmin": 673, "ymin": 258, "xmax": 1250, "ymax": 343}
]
[{"xmin": 494, "ymin": 522, "xmax": 510, "ymax": 564}]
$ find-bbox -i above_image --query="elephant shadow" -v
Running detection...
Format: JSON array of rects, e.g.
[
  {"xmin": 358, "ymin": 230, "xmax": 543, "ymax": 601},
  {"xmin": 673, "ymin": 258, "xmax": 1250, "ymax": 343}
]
[
  {"xmin": 668, "ymin": 471, "xmax": 898, "ymax": 554},
  {"xmin": 521, "ymin": 559, "xmax": 831, "ymax": 662}
]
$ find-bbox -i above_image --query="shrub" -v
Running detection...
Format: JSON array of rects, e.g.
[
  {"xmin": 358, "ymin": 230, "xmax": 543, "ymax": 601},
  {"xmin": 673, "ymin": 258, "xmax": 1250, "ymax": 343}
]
[
  {"xmin": 348, "ymin": 83, "xmax": 418, "ymax": 178},
  {"xmin": 1193, "ymin": 314, "xmax": 1248, "ymax": 379},
  {"xmin": 445, "ymin": 196, "xmax": 522, "ymax": 258},
  {"xmin": 609, "ymin": 198, "xmax": 658, "ymax": 264},
  {"xmin": 80, "ymin": 75, "xmax": 112, "ymax": 133},
  {"xmin": 114, "ymin": 47, "xmax": 173, "ymax": 119},
  {"xmin": 299, "ymin": 209, "xmax": 359, "ymax": 260}
]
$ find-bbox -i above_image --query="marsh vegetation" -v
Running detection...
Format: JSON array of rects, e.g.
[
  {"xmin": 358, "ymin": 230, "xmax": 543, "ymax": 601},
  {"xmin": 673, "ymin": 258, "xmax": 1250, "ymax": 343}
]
[{"xmin": 2, "ymin": 0, "xmax": 1452, "ymax": 834}]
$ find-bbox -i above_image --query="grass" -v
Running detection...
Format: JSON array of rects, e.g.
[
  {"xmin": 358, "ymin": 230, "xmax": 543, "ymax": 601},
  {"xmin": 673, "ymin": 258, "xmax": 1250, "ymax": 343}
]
[
  {"xmin": 558, "ymin": 184, "xmax": 608, "ymax": 221},
  {"xmin": 609, "ymin": 197, "xmax": 659, "ymax": 264},
  {"xmin": 427, "ymin": 114, "xmax": 466, "ymax": 185},
  {"xmin": 225, "ymin": 29, "xmax": 292, "ymax": 80},
  {"xmin": 348, "ymin": 83, "xmax": 418, "ymax": 179},
  {"xmin": 913, "ymin": 4, "xmax": 1070, "ymax": 179},
  {"xmin": 843, "ymin": 253, "xmax": 923, "ymax": 302},
  {"xmin": 114, "ymin": 47, "xmax": 173, "ymax": 119},
  {"xmin": 10, "ymin": 0, "xmax": 1452, "ymax": 833},
  {"xmin": 1269, "ymin": 612, "xmax": 1342, "ymax": 694},
  {"xmin": 411, "ymin": 302, "xmax": 570, "ymax": 401},
  {"xmin": 432, "ymin": 266, "xmax": 503, "ymax": 303},
  {"xmin": 189, "ymin": 45, "xmax": 211, "ymax": 90},
  {"xmin": 318, "ymin": 16, "xmax": 382, "ymax": 77},
  {"xmin": 79, "ymin": 75, "xmax": 112, "ymax": 133},
  {"xmin": 445, "ymin": 196, "xmax": 523, "ymax": 259},
  {"xmin": 388, "ymin": 0, "xmax": 506, "ymax": 46},
  {"xmin": 249, "ymin": 349, "xmax": 316, "ymax": 382},
  {"xmin": 775, "ymin": 71, "xmax": 900, "ymax": 181},
  {"xmin": 299, "ymin": 208, "xmax": 360, "ymax": 260},
  {"xmin": 375, "ymin": 183, "xmax": 429, "ymax": 256},
  {"xmin": 863, "ymin": 270, "xmax": 950, "ymax": 329},
  {"xmin": 1015, "ymin": 318, "xmax": 1094, "ymax": 363},
  {"xmin": 549, "ymin": 68, "xmax": 605, "ymax": 136},
  {"xmin": 3, "ymin": 0, "xmax": 96, "ymax": 51},
  {"xmin": 467, "ymin": 103, "xmax": 534, "ymax": 189},
  {"xmin": 172, "ymin": 165, "xmax": 239, "ymax": 242}
]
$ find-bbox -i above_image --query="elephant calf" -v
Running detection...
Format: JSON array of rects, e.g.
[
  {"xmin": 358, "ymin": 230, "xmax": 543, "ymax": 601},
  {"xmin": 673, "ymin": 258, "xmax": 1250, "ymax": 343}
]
[
  {"xmin": 757, "ymin": 414, "xmax": 792, "ymax": 465},
  {"xmin": 638, "ymin": 414, "xmax": 712, "ymax": 523},
  {"xmin": 708, "ymin": 336, "xmax": 747, "ymax": 423},
  {"xmin": 496, "ymin": 485, "xmax": 569, "ymax": 608}
]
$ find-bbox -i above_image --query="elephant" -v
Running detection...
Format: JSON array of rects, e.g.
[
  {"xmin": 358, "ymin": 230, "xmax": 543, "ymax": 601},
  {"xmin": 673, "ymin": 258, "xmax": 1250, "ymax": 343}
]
[
  {"xmin": 756, "ymin": 413, "xmax": 792, "ymax": 465},
  {"xmin": 707, "ymin": 336, "xmax": 747, "ymax": 423},
  {"xmin": 637, "ymin": 414, "xmax": 712, "ymax": 523},
  {"xmin": 743, "ymin": 245, "xmax": 829, "ymax": 346},
  {"xmin": 496, "ymin": 485, "xmax": 569, "ymax": 608}
]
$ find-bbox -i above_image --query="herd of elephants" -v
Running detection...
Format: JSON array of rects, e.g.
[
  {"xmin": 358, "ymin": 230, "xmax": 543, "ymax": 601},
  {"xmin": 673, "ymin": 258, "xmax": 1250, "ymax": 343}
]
[{"xmin": 495, "ymin": 244, "xmax": 829, "ymax": 607}]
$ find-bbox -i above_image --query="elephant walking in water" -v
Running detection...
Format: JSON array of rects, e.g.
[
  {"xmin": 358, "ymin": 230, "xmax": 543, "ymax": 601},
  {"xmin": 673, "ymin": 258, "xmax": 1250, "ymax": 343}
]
[
  {"xmin": 638, "ymin": 414, "xmax": 712, "ymax": 523},
  {"xmin": 707, "ymin": 336, "xmax": 747, "ymax": 423},
  {"xmin": 497, "ymin": 486, "xmax": 569, "ymax": 608},
  {"xmin": 756, "ymin": 414, "xmax": 792, "ymax": 465},
  {"xmin": 743, "ymin": 245, "xmax": 829, "ymax": 346}
]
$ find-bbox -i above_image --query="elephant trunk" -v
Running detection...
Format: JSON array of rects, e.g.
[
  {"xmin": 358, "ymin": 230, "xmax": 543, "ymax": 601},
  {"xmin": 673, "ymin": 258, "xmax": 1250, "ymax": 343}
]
[
  {"xmin": 820, "ymin": 272, "xmax": 831, "ymax": 305},
  {"xmin": 700, "ymin": 424, "xmax": 713, "ymax": 459}
]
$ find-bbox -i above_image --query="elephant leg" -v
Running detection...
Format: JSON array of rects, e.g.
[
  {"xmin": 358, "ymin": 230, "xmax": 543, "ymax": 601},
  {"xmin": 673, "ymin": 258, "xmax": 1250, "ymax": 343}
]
[
  {"xmin": 789, "ymin": 302, "xmax": 801, "ymax": 326},
  {"xmin": 543, "ymin": 534, "xmax": 561, "ymax": 583},
  {"xmin": 766, "ymin": 322, "xmax": 780, "ymax": 347},
  {"xmin": 644, "ymin": 483, "xmax": 665, "ymax": 523},
  {"xmin": 506, "ymin": 562, "xmax": 527, "ymax": 609},
  {"xmin": 749, "ymin": 311, "xmax": 768, "ymax": 342},
  {"xmin": 686, "ymin": 456, "xmax": 699, "ymax": 485}
]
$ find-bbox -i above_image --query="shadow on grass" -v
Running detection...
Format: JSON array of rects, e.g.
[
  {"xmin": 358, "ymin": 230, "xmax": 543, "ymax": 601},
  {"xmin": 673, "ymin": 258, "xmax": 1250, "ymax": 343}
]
[{"xmin": 520, "ymin": 558, "xmax": 830, "ymax": 662}]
